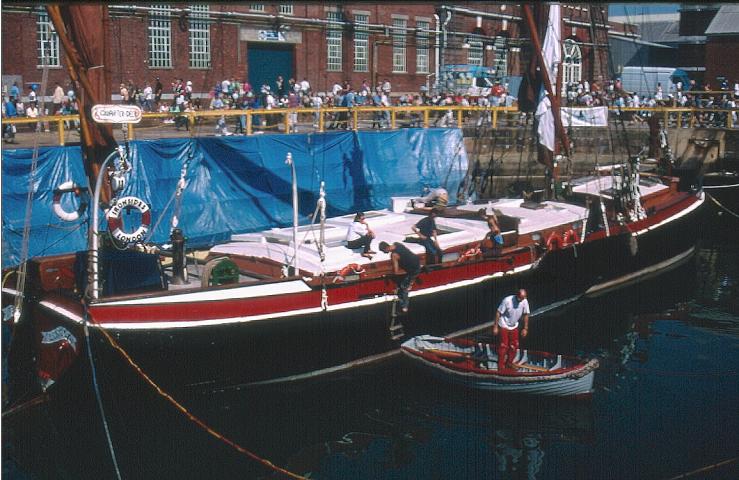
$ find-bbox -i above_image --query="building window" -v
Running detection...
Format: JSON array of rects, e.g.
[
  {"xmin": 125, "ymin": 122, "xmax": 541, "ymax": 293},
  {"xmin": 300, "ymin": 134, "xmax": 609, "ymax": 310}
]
[
  {"xmin": 354, "ymin": 14, "xmax": 369, "ymax": 72},
  {"xmin": 492, "ymin": 36, "xmax": 508, "ymax": 77},
  {"xmin": 149, "ymin": 5, "xmax": 172, "ymax": 68},
  {"xmin": 279, "ymin": 4, "xmax": 293, "ymax": 15},
  {"xmin": 327, "ymin": 11, "xmax": 343, "ymax": 72},
  {"xmin": 250, "ymin": 4, "xmax": 265, "ymax": 12},
  {"xmin": 416, "ymin": 20, "xmax": 430, "ymax": 74},
  {"xmin": 189, "ymin": 5, "xmax": 210, "ymax": 69},
  {"xmin": 36, "ymin": 11, "xmax": 60, "ymax": 67},
  {"xmin": 467, "ymin": 40, "xmax": 483, "ymax": 66},
  {"xmin": 562, "ymin": 39, "xmax": 582, "ymax": 86},
  {"xmin": 392, "ymin": 18, "xmax": 407, "ymax": 73}
]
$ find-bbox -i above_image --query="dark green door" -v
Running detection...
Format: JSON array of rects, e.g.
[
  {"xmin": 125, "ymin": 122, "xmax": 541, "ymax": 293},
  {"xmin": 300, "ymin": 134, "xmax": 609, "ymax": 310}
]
[{"xmin": 247, "ymin": 43, "xmax": 294, "ymax": 93}]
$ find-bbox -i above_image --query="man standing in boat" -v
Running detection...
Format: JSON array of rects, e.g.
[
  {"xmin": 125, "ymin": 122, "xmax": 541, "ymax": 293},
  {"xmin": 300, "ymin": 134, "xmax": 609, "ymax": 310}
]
[
  {"xmin": 493, "ymin": 289, "xmax": 530, "ymax": 371},
  {"xmin": 379, "ymin": 241, "xmax": 421, "ymax": 313}
]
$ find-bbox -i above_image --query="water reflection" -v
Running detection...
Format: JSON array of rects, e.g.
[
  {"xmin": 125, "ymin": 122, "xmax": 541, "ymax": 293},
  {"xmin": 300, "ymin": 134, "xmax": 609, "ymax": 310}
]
[{"xmin": 5, "ymin": 221, "xmax": 739, "ymax": 479}]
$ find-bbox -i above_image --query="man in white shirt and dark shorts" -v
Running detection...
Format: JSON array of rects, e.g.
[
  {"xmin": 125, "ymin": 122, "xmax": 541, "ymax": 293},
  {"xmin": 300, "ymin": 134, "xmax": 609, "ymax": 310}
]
[
  {"xmin": 345, "ymin": 212, "xmax": 376, "ymax": 258},
  {"xmin": 493, "ymin": 289, "xmax": 530, "ymax": 371}
]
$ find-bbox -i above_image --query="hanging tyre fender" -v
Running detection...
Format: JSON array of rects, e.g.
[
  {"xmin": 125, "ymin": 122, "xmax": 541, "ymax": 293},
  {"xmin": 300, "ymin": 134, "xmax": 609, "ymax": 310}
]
[
  {"xmin": 52, "ymin": 181, "xmax": 89, "ymax": 222},
  {"xmin": 106, "ymin": 196, "xmax": 151, "ymax": 244}
]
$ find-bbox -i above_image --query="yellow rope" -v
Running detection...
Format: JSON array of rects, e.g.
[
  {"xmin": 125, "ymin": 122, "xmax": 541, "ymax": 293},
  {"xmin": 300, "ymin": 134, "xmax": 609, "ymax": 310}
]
[{"xmin": 95, "ymin": 326, "xmax": 307, "ymax": 479}]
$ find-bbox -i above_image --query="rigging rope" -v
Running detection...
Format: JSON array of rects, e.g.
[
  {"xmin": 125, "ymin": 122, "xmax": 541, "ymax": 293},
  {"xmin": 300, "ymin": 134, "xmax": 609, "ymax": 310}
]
[
  {"xmin": 93, "ymin": 324, "xmax": 307, "ymax": 479},
  {"xmin": 707, "ymin": 192, "xmax": 739, "ymax": 219},
  {"xmin": 13, "ymin": 56, "xmax": 51, "ymax": 325}
]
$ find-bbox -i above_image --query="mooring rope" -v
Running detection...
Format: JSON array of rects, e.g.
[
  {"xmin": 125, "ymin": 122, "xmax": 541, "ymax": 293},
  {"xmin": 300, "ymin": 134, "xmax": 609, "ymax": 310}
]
[
  {"xmin": 665, "ymin": 456, "xmax": 737, "ymax": 479},
  {"xmin": 706, "ymin": 192, "xmax": 739, "ymax": 219},
  {"xmin": 94, "ymin": 325, "xmax": 307, "ymax": 479},
  {"xmin": 83, "ymin": 308, "xmax": 123, "ymax": 480}
]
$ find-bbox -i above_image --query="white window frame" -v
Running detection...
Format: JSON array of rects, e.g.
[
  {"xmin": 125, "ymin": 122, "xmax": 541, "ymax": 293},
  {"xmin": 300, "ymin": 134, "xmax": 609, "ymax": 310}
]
[
  {"xmin": 416, "ymin": 20, "xmax": 430, "ymax": 74},
  {"xmin": 354, "ymin": 14, "xmax": 369, "ymax": 72},
  {"xmin": 36, "ymin": 11, "xmax": 60, "ymax": 67},
  {"xmin": 493, "ymin": 37, "xmax": 508, "ymax": 77},
  {"xmin": 392, "ymin": 18, "xmax": 407, "ymax": 73},
  {"xmin": 563, "ymin": 39, "xmax": 582, "ymax": 87},
  {"xmin": 467, "ymin": 40, "xmax": 483, "ymax": 67},
  {"xmin": 250, "ymin": 4, "xmax": 265, "ymax": 12},
  {"xmin": 149, "ymin": 5, "xmax": 172, "ymax": 68},
  {"xmin": 279, "ymin": 4, "xmax": 293, "ymax": 15},
  {"xmin": 189, "ymin": 5, "xmax": 210, "ymax": 69},
  {"xmin": 327, "ymin": 11, "xmax": 343, "ymax": 72}
]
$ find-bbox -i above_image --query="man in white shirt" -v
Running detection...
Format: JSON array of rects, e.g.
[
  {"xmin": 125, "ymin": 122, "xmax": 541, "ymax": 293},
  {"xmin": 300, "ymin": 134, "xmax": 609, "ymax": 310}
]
[
  {"xmin": 299, "ymin": 78, "xmax": 310, "ymax": 93},
  {"xmin": 345, "ymin": 211, "xmax": 376, "ymax": 258},
  {"xmin": 493, "ymin": 289, "xmax": 530, "ymax": 370}
]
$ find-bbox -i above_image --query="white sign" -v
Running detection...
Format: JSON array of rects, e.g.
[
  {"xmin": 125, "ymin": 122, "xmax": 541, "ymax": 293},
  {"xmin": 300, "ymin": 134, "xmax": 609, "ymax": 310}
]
[
  {"xmin": 258, "ymin": 30, "xmax": 285, "ymax": 42},
  {"xmin": 92, "ymin": 104, "xmax": 143, "ymax": 124},
  {"xmin": 560, "ymin": 106, "xmax": 609, "ymax": 127}
]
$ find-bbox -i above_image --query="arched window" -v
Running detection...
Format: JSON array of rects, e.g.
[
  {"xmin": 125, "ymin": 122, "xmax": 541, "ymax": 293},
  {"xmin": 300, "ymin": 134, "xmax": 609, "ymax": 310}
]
[{"xmin": 562, "ymin": 39, "xmax": 582, "ymax": 87}]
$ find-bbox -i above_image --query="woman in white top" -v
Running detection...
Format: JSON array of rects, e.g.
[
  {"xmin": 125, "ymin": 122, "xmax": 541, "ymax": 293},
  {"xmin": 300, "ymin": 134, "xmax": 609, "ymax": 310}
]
[{"xmin": 345, "ymin": 212, "xmax": 376, "ymax": 258}]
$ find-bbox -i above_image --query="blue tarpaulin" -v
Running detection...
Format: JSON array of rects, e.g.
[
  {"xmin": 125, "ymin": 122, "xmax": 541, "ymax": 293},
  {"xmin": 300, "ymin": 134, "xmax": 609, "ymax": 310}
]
[{"xmin": 2, "ymin": 129, "xmax": 468, "ymax": 267}]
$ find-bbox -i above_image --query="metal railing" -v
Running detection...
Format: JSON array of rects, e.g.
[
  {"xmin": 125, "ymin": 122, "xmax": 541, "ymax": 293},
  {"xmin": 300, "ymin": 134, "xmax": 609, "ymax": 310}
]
[{"xmin": 2, "ymin": 105, "xmax": 737, "ymax": 146}]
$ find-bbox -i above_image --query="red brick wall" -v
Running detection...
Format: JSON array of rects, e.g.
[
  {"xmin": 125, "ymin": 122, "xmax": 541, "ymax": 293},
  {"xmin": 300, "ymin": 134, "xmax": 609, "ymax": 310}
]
[
  {"xmin": 705, "ymin": 36, "xmax": 739, "ymax": 86},
  {"xmin": 2, "ymin": 3, "xmax": 611, "ymax": 98}
]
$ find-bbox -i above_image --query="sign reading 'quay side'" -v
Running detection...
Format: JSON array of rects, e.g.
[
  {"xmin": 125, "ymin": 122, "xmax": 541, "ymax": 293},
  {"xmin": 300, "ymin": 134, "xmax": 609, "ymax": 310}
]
[{"xmin": 92, "ymin": 104, "xmax": 143, "ymax": 124}]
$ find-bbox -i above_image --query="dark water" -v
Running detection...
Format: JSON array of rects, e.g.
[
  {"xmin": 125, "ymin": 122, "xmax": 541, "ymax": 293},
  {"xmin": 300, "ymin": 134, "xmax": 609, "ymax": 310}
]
[{"xmin": 4, "ymin": 202, "xmax": 739, "ymax": 480}]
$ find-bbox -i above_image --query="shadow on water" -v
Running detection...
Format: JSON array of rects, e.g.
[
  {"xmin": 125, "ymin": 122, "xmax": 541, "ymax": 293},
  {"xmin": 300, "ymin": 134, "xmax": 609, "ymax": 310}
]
[{"xmin": 4, "ymin": 205, "xmax": 739, "ymax": 479}]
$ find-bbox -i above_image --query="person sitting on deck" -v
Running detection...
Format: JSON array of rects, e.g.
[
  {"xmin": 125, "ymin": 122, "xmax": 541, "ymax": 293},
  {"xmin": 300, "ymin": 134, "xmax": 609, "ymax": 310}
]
[
  {"xmin": 412, "ymin": 207, "xmax": 443, "ymax": 265},
  {"xmin": 480, "ymin": 215, "xmax": 504, "ymax": 257},
  {"xmin": 413, "ymin": 187, "xmax": 449, "ymax": 210},
  {"xmin": 345, "ymin": 211, "xmax": 376, "ymax": 259},
  {"xmin": 379, "ymin": 241, "xmax": 421, "ymax": 314}
]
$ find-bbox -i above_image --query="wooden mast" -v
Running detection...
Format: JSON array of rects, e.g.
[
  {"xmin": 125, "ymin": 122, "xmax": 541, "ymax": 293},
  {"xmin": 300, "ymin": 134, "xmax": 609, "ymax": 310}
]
[{"xmin": 46, "ymin": 5, "xmax": 117, "ymax": 202}]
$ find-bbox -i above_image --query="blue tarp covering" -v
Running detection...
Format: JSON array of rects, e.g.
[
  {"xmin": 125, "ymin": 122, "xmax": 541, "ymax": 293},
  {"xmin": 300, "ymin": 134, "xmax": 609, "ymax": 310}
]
[{"xmin": 2, "ymin": 129, "xmax": 468, "ymax": 267}]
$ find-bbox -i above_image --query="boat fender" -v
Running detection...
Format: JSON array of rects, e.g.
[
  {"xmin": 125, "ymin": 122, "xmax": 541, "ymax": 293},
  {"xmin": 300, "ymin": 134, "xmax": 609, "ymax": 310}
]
[
  {"xmin": 338, "ymin": 263, "xmax": 365, "ymax": 277},
  {"xmin": 52, "ymin": 181, "xmax": 88, "ymax": 222},
  {"xmin": 628, "ymin": 235, "xmax": 638, "ymax": 256},
  {"xmin": 106, "ymin": 196, "xmax": 151, "ymax": 244},
  {"xmin": 545, "ymin": 231, "xmax": 563, "ymax": 251},
  {"xmin": 562, "ymin": 229, "xmax": 580, "ymax": 247}
]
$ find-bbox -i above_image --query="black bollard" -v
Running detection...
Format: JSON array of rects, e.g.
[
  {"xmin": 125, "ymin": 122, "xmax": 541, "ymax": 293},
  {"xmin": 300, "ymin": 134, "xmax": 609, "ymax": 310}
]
[{"xmin": 170, "ymin": 227, "xmax": 188, "ymax": 285}]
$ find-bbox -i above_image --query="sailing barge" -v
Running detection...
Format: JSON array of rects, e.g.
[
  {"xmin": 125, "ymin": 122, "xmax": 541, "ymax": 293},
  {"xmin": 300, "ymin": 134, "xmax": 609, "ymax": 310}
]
[{"xmin": 3, "ymin": 164, "xmax": 703, "ymax": 392}]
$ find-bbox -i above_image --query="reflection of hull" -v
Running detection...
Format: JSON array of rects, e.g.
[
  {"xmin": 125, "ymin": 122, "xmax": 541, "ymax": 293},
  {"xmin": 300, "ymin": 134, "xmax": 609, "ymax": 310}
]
[
  {"xmin": 3, "ymin": 189, "xmax": 704, "ymax": 396},
  {"xmin": 401, "ymin": 335, "xmax": 598, "ymax": 396}
]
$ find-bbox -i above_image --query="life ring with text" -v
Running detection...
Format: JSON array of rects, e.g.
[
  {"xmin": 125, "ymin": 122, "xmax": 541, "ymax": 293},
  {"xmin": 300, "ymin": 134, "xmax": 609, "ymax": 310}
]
[
  {"xmin": 546, "ymin": 231, "xmax": 563, "ymax": 251},
  {"xmin": 106, "ymin": 196, "xmax": 151, "ymax": 244},
  {"xmin": 52, "ymin": 181, "xmax": 88, "ymax": 222},
  {"xmin": 562, "ymin": 229, "xmax": 580, "ymax": 247}
]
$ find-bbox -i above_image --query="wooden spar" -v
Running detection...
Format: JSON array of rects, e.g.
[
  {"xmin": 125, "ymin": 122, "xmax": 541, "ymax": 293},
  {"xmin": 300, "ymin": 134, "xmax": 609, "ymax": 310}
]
[
  {"xmin": 522, "ymin": 5, "xmax": 571, "ymax": 160},
  {"xmin": 46, "ymin": 5, "xmax": 117, "ymax": 202}
]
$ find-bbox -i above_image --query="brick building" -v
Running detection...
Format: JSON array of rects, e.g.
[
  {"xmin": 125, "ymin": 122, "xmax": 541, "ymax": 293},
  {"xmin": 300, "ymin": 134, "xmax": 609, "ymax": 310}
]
[
  {"xmin": 2, "ymin": 2, "xmax": 612, "ymax": 100},
  {"xmin": 704, "ymin": 4, "xmax": 739, "ymax": 87}
]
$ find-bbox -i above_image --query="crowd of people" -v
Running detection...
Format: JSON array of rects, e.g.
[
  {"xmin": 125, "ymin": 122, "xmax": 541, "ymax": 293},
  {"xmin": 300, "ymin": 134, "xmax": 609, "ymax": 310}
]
[{"xmin": 4, "ymin": 73, "xmax": 739, "ymax": 143}]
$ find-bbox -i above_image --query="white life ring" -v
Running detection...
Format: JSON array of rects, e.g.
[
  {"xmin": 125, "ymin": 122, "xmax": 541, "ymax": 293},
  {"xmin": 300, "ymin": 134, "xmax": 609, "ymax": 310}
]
[
  {"xmin": 52, "ymin": 181, "xmax": 88, "ymax": 222},
  {"xmin": 106, "ymin": 196, "xmax": 151, "ymax": 244}
]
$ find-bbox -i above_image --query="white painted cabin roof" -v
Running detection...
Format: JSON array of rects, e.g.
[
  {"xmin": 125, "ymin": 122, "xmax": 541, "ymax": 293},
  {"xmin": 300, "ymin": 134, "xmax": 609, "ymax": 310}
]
[{"xmin": 210, "ymin": 199, "xmax": 588, "ymax": 275}]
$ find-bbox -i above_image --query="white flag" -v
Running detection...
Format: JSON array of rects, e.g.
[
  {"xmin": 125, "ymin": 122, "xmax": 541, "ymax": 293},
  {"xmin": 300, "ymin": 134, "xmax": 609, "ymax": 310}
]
[{"xmin": 537, "ymin": 4, "xmax": 561, "ymax": 152}]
